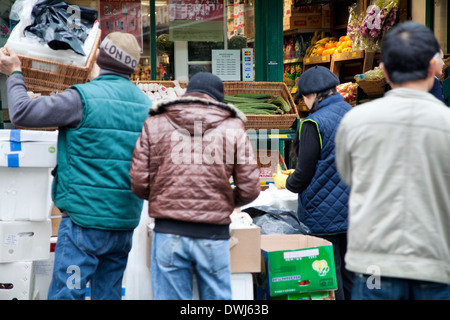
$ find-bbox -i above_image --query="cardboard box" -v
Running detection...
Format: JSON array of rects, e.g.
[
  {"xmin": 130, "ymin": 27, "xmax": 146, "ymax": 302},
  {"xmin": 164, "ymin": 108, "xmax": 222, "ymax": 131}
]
[
  {"xmin": 0, "ymin": 261, "xmax": 35, "ymax": 300},
  {"xmin": 257, "ymin": 234, "xmax": 337, "ymax": 297},
  {"xmin": 322, "ymin": 3, "xmax": 331, "ymax": 29},
  {"xmin": 283, "ymin": 14, "xmax": 323, "ymax": 31},
  {"xmin": 272, "ymin": 290, "xmax": 335, "ymax": 300},
  {"xmin": 146, "ymin": 223, "xmax": 261, "ymax": 273},
  {"xmin": 285, "ymin": 4, "xmax": 322, "ymax": 16},
  {"xmin": 229, "ymin": 226, "xmax": 261, "ymax": 273},
  {"xmin": 0, "ymin": 220, "xmax": 51, "ymax": 263},
  {"xmin": 0, "ymin": 129, "xmax": 57, "ymax": 221}
]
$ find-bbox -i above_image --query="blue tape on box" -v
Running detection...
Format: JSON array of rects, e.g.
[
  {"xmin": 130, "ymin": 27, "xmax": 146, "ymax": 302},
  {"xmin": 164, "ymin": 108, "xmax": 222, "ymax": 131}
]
[
  {"xmin": 9, "ymin": 129, "xmax": 22, "ymax": 151},
  {"xmin": 7, "ymin": 153, "xmax": 19, "ymax": 167},
  {"xmin": 8, "ymin": 130, "xmax": 21, "ymax": 167}
]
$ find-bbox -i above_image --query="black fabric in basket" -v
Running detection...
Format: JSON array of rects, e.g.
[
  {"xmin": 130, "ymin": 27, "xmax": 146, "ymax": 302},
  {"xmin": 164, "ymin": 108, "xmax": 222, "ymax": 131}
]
[{"xmin": 24, "ymin": 0, "xmax": 98, "ymax": 56}]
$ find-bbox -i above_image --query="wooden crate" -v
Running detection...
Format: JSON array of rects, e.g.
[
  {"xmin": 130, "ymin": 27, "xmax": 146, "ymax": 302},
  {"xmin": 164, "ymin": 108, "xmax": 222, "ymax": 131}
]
[{"xmin": 223, "ymin": 82, "xmax": 298, "ymax": 130}]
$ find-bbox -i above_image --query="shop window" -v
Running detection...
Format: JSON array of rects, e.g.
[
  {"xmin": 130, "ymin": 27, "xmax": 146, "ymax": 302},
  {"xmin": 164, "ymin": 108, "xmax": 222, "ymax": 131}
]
[
  {"xmin": 151, "ymin": 0, "xmax": 255, "ymax": 81},
  {"xmin": 0, "ymin": 0, "xmax": 15, "ymax": 47},
  {"xmin": 433, "ymin": 0, "xmax": 448, "ymax": 53}
]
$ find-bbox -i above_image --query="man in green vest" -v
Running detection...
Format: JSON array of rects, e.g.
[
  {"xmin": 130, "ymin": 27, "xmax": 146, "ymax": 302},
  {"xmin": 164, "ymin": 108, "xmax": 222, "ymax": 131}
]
[{"xmin": 0, "ymin": 32, "xmax": 151, "ymax": 300}]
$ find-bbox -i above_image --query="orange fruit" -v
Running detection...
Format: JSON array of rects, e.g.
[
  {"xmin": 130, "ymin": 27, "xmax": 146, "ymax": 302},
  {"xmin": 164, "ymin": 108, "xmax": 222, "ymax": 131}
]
[
  {"xmin": 325, "ymin": 42, "xmax": 333, "ymax": 49},
  {"xmin": 317, "ymin": 47, "xmax": 325, "ymax": 55},
  {"xmin": 339, "ymin": 36, "xmax": 346, "ymax": 43}
]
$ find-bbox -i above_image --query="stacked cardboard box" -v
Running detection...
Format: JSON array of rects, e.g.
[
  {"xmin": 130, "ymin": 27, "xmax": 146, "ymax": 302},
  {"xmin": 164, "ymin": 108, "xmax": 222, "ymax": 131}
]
[
  {"xmin": 283, "ymin": 1, "xmax": 330, "ymax": 31},
  {"xmin": 0, "ymin": 129, "xmax": 57, "ymax": 300}
]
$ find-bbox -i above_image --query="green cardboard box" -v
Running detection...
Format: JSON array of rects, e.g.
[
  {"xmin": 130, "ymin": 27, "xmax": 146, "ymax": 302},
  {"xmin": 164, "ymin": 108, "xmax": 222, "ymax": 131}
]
[
  {"xmin": 259, "ymin": 234, "xmax": 337, "ymax": 297},
  {"xmin": 272, "ymin": 290, "xmax": 335, "ymax": 300}
]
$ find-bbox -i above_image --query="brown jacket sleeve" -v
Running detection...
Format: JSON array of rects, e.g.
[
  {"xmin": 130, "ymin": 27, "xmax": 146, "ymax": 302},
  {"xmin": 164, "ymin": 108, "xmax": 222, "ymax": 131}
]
[
  {"xmin": 232, "ymin": 127, "xmax": 261, "ymax": 207},
  {"xmin": 129, "ymin": 120, "xmax": 151, "ymax": 200}
]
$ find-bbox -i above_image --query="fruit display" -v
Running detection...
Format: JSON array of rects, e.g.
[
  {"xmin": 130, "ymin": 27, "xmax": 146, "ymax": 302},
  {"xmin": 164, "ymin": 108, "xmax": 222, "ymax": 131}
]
[
  {"xmin": 305, "ymin": 29, "xmax": 354, "ymax": 58},
  {"xmin": 224, "ymin": 94, "xmax": 291, "ymax": 115},
  {"xmin": 309, "ymin": 35, "xmax": 353, "ymax": 57},
  {"xmin": 336, "ymin": 82, "xmax": 358, "ymax": 105},
  {"xmin": 305, "ymin": 30, "xmax": 336, "ymax": 58}
]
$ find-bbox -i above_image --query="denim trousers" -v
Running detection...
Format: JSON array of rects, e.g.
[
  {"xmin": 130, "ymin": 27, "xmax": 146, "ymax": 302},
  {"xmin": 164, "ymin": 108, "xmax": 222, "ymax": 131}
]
[
  {"xmin": 352, "ymin": 273, "xmax": 450, "ymax": 300},
  {"xmin": 151, "ymin": 232, "xmax": 232, "ymax": 300},
  {"xmin": 47, "ymin": 216, "xmax": 133, "ymax": 300}
]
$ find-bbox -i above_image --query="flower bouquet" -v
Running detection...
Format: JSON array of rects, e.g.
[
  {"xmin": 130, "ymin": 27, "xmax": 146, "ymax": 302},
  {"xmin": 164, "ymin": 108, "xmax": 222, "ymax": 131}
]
[{"xmin": 350, "ymin": 0, "xmax": 399, "ymax": 52}]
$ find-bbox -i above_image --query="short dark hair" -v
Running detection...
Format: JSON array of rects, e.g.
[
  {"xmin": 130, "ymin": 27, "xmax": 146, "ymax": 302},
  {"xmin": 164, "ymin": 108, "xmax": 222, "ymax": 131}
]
[{"xmin": 381, "ymin": 21, "xmax": 440, "ymax": 84}]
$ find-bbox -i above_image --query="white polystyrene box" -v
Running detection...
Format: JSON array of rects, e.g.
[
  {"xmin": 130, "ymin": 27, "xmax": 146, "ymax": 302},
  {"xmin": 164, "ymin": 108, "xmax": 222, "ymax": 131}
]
[
  {"xmin": 0, "ymin": 129, "xmax": 58, "ymax": 167},
  {"xmin": 0, "ymin": 220, "xmax": 51, "ymax": 263},
  {"xmin": 0, "ymin": 129, "xmax": 57, "ymax": 221},
  {"xmin": 32, "ymin": 237, "xmax": 57, "ymax": 300},
  {"xmin": 0, "ymin": 261, "xmax": 34, "ymax": 300}
]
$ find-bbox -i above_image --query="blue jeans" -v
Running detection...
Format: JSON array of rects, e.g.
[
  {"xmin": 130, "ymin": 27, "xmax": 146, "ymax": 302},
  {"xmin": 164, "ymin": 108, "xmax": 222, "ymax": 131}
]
[
  {"xmin": 151, "ymin": 232, "xmax": 232, "ymax": 300},
  {"xmin": 48, "ymin": 217, "xmax": 133, "ymax": 300},
  {"xmin": 352, "ymin": 273, "xmax": 450, "ymax": 300}
]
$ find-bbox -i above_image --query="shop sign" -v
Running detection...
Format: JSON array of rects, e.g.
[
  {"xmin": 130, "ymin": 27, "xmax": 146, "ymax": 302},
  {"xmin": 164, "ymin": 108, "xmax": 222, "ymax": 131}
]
[
  {"xmin": 99, "ymin": 0, "xmax": 143, "ymax": 52},
  {"xmin": 212, "ymin": 50, "xmax": 240, "ymax": 81},
  {"xmin": 169, "ymin": 0, "xmax": 224, "ymax": 42},
  {"xmin": 242, "ymin": 48, "xmax": 253, "ymax": 82}
]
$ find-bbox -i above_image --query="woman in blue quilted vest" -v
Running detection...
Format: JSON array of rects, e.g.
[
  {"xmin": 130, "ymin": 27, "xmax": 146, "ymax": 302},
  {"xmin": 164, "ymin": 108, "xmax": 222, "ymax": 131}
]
[{"xmin": 274, "ymin": 66, "xmax": 353, "ymax": 300}]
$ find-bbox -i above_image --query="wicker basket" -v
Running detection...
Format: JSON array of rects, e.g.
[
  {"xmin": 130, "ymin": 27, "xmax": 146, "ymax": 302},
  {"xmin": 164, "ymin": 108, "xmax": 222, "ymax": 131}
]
[
  {"xmin": 356, "ymin": 77, "xmax": 387, "ymax": 97},
  {"xmin": 223, "ymin": 82, "xmax": 298, "ymax": 130},
  {"xmin": 18, "ymin": 30, "xmax": 102, "ymax": 93}
]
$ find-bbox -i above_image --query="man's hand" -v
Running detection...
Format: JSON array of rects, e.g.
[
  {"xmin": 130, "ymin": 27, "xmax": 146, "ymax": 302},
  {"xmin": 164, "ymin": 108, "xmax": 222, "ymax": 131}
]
[{"xmin": 0, "ymin": 45, "xmax": 22, "ymax": 76}]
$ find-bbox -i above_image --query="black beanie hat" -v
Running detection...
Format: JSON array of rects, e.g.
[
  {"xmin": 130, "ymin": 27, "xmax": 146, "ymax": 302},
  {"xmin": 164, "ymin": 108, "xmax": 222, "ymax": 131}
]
[
  {"xmin": 186, "ymin": 72, "xmax": 225, "ymax": 102},
  {"xmin": 295, "ymin": 66, "xmax": 340, "ymax": 99}
]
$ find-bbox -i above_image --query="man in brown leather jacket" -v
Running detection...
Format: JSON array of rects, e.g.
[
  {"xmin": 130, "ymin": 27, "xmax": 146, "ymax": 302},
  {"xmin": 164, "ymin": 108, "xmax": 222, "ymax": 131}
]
[{"xmin": 129, "ymin": 72, "xmax": 260, "ymax": 300}]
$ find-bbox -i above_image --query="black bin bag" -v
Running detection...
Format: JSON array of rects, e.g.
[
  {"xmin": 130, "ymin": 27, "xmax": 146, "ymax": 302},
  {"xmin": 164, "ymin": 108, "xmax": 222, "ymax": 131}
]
[
  {"xmin": 24, "ymin": 0, "xmax": 98, "ymax": 56},
  {"xmin": 243, "ymin": 206, "xmax": 311, "ymax": 235}
]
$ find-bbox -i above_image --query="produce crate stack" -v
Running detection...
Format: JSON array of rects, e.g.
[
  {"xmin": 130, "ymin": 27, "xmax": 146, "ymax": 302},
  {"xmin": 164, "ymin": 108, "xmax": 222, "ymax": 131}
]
[{"xmin": 0, "ymin": 129, "xmax": 57, "ymax": 300}]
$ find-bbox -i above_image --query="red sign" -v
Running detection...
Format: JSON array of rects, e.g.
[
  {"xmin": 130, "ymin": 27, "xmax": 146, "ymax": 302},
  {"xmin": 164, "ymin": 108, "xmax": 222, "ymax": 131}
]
[
  {"xmin": 99, "ymin": 0, "xmax": 143, "ymax": 51},
  {"xmin": 169, "ymin": 0, "xmax": 224, "ymax": 21}
]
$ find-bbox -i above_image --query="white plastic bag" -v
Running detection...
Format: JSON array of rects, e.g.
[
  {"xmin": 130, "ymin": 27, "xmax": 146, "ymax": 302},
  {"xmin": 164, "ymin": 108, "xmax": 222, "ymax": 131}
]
[{"xmin": 123, "ymin": 201, "xmax": 153, "ymax": 300}]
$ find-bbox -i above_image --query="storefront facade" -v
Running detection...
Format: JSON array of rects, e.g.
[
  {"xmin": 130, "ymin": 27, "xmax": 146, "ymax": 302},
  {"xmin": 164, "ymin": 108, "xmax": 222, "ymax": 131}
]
[
  {"xmin": 0, "ymin": 1, "xmax": 448, "ymax": 83},
  {"xmin": 1, "ymin": 0, "xmax": 450, "ymax": 129}
]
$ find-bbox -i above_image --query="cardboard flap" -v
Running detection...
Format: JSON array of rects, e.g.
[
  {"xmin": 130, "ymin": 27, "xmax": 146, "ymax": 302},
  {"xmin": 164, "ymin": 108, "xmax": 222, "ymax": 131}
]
[
  {"xmin": 261, "ymin": 234, "xmax": 331, "ymax": 252},
  {"xmin": 229, "ymin": 235, "xmax": 239, "ymax": 249}
]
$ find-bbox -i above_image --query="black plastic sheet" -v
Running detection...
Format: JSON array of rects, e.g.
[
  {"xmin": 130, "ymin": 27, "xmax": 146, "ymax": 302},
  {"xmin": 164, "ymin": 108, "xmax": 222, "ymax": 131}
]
[
  {"xmin": 24, "ymin": 0, "xmax": 97, "ymax": 55},
  {"xmin": 243, "ymin": 206, "xmax": 311, "ymax": 235}
]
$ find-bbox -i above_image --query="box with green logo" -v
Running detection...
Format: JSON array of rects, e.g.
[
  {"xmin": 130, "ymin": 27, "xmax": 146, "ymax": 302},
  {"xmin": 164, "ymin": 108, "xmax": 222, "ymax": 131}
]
[{"xmin": 257, "ymin": 234, "xmax": 337, "ymax": 297}]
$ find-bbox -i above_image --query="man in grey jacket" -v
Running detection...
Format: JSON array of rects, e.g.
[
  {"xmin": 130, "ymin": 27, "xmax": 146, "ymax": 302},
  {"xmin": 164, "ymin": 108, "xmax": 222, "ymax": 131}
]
[{"xmin": 335, "ymin": 21, "xmax": 450, "ymax": 300}]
